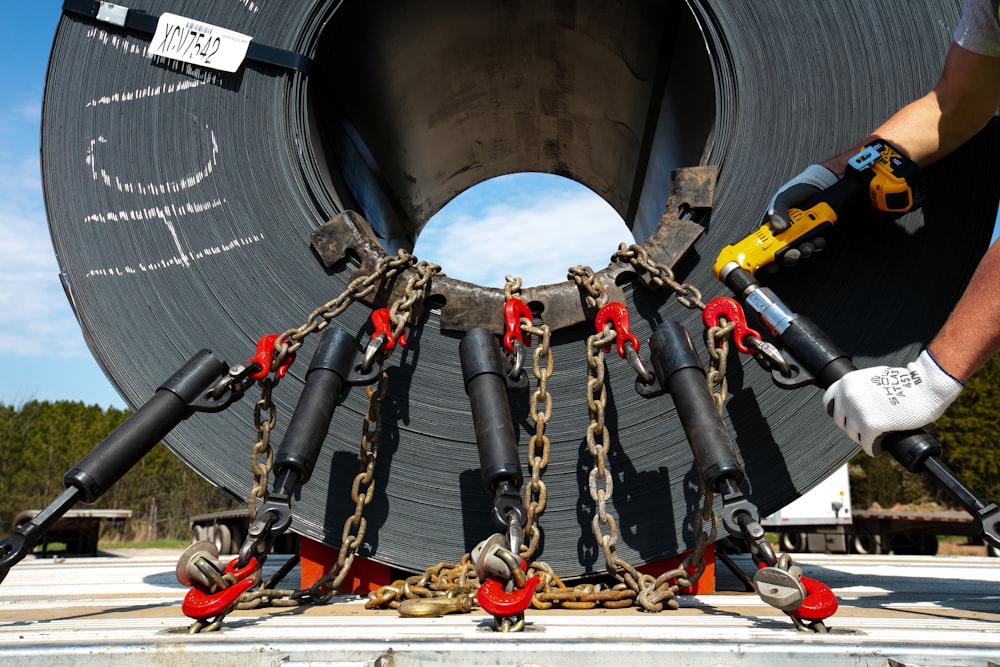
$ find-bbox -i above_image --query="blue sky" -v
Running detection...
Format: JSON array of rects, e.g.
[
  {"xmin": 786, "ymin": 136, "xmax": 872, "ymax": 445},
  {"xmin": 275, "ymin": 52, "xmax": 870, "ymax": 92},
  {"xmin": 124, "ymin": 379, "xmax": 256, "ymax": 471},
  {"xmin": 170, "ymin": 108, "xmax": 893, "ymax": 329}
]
[{"xmin": 0, "ymin": 2, "xmax": 631, "ymax": 410}]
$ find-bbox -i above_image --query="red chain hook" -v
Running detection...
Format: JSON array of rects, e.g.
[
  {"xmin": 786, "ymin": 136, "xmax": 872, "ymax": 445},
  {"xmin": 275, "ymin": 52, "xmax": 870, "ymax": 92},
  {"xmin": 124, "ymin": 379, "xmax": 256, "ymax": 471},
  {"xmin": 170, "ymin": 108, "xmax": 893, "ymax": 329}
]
[
  {"xmin": 371, "ymin": 308, "xmax": 406, "ymax": 351},
  {"xmin": 503, "ymin": 298, "xmax": 533, "ymax": 353},
  {"xmin": 789, "ymin": 575, "xmax": 839, "ymax": 623},
  {"xmin": 594, "ymin": 302, "xmax": 640, "ymax": 358},
  {"xmin": 247, "ymin": 334, "xmax": 296, "ymax": 381},
  {"xmin": 476, "ymin": 556, "xmax": 539, "ymax": 618},
  {"xmin": 181, "ymin": 556, "xmax": 258, "ymax": 621},
  {"xmin": 702, "ymin": 297, "xmax": 762, "ymax": 355}
]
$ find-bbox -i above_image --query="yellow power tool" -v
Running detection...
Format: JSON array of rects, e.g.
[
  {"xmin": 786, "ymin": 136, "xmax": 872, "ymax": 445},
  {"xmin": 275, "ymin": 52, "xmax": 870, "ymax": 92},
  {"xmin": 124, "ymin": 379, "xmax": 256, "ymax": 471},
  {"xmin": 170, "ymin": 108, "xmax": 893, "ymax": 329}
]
[{"xmin": 714, "ymin": 139, "xmax": 925, "ymax": 281}]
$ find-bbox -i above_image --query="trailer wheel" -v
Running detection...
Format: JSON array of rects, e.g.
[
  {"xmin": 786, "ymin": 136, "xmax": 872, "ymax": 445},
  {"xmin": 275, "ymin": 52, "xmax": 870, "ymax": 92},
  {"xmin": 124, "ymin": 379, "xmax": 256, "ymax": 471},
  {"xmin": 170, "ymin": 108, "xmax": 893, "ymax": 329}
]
[
  {"xmin": 850, "ymin": 531, "xmax": 882, "ymax": 555},
  {"xmin": 227, "ymin": 524, "xmax": 245, "ymax": 556},
  {"xmin": 208, "ymin": 524, "xmax": 233, "ymax": 555},
  {"xmin": 779, "ymin": 532, "xmax": 808, "ymax": 553}
]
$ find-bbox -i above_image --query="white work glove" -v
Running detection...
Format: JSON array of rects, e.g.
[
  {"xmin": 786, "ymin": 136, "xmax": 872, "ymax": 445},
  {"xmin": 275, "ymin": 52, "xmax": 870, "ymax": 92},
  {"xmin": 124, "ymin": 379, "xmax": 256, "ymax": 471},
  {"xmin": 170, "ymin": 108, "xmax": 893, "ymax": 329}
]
[
  {"xmin": 765, "ymin": 164, "xmax": 839, "ymax": 232},
  {"xmin": 823, "ymin": 350, "xmax": 964, "ymax": 457}
]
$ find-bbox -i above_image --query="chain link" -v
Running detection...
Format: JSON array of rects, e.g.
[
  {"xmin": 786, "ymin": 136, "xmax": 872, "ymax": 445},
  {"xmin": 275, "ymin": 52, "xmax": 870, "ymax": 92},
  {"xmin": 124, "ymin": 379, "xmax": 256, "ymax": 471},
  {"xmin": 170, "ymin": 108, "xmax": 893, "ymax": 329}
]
[
  {"xmin": 245, "ymin": 251, "xmax": 416, "ymax": 517},
  {"xmin": 271, "ymin": 251, "xmax": 417, "ymax": 368},
  {"xmin": 299, "ymin": 367, "xmax": 389, "ymax": 603},
  {"xmin": 233, "ymin": 246, "xmax": 749, "ymax": 622},
  {"xmin": 503, "ymin": 275, "xmax": 553, "ymax": 562},
  {"xmin": 567, "ymin": 265, "xmax": 610, "ymax": 309},
  {"xmin": 612, "ymin": 243, "xmax": 706, "ymax": 310},
  {"xmin": 228, "ymin": 252, "xmax": 440, "ymax": 616},
  {"xmin": 248, "ymin": 378, "xmax": 277, "ymax": 517}
]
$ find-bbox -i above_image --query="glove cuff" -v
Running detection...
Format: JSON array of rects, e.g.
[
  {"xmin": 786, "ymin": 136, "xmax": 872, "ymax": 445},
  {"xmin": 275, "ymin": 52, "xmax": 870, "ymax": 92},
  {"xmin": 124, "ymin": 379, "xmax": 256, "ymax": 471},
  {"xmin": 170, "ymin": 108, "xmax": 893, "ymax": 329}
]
[
  {"xmin": 913, "ymin": 349, "xmax": 964, "ymax": 407},
  {"xmin": 797, "ymin": 163, "xmax": 839, "ymax": 191}
]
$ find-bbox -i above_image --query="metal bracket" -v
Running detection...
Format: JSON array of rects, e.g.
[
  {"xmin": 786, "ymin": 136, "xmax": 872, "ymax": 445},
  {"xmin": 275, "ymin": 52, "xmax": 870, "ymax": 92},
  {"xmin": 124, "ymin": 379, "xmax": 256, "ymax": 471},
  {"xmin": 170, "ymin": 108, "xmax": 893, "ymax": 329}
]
[{"xmin": 309, "ymin": 166, "xmax": 717, "ymax": 333}]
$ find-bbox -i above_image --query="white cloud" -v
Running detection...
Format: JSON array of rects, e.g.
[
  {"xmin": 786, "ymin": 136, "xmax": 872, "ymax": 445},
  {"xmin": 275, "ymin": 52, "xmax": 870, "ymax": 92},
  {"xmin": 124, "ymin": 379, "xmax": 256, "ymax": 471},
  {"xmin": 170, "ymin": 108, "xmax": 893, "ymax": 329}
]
[
  {"xmin": 415, "ymin": 176, "xmax": 635, "ymax": 289},
  {"xmin": 0, "ymin": 113, "xmax": 87, "ymax": 358}
]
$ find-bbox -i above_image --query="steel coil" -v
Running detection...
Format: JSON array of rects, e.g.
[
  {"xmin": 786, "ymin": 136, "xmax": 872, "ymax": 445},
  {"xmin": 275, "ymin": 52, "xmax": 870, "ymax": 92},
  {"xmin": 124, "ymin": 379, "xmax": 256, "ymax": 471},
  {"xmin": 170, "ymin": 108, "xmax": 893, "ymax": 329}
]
[{"xmin": 42, "ymin": 0, "xmax": 998, "ymax": 576}]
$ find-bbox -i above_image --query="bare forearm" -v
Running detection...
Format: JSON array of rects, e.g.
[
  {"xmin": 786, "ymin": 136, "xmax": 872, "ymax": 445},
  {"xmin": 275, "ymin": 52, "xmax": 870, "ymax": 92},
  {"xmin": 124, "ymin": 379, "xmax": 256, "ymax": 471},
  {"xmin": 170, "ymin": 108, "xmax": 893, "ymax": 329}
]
[
  {"xmin": 823, "ymin": 43, "xmax": 1000, "ymax": 176},
  {"xmin": 927, "ymin": 241, "xmax": 1000, "ymax": 382}
]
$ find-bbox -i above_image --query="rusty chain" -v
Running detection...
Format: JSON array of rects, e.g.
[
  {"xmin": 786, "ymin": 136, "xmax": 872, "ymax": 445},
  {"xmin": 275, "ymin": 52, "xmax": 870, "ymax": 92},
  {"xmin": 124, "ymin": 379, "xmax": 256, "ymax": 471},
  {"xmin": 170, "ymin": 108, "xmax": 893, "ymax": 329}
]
[
  {"xmin": 230, "ymin": 245, "xmax": 748, "ymax": 624},
  {"xmin": 297, "ymin": 365, "xmax": 390, "ymax": 604},
  {"xmin": 227, "ymin": 254, "xmax": 440, "ymax": 617},
  {"xmin": 271, "ymin": 250, "xmax": 418, "ymax": 368},
  {"xmin": 612, "ymin": 243, "xmax": 706, "ymax": 310},
  {"xmin": 366, "ymin": 254, "xmax": 739, "ymax": 616},
  {"xmin": 568, "ymin": 266, "xmax": 687, "ymax": 611},
  {"xmin": 246, "ymin": 250, "xmax": 417, "ymax": 519},
  {"xmin": 248, "ymin": 378, "xmax": 277, "ymax": 517},
  {"xmin": 504, "ymin": 276, "xmax": 553, "ymax": 562}
]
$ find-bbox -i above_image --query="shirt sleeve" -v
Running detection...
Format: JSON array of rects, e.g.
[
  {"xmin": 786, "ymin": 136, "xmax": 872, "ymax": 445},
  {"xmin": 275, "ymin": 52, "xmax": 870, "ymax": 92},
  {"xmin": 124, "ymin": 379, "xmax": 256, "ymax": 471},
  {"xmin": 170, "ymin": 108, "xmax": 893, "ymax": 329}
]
[{"xmin": 953, "ymin": 0, "xmax": 1000, "ymax": 56}]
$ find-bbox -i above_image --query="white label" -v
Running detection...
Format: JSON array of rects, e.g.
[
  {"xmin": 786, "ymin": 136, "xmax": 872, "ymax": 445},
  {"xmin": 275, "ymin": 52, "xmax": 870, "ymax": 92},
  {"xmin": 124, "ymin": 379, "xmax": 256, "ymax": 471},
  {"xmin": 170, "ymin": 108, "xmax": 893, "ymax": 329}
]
[{"xmin": 148, "ymin": 13, "xmax": 252, "ymax": 73}]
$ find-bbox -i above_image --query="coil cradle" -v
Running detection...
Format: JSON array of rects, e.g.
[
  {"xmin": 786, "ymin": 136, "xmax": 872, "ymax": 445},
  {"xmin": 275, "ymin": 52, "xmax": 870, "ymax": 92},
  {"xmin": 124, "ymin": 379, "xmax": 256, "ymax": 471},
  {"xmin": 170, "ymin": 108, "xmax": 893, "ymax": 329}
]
[{"xmin": 42, "ymin": 0, "xmax": 1000, "ymax": 614}]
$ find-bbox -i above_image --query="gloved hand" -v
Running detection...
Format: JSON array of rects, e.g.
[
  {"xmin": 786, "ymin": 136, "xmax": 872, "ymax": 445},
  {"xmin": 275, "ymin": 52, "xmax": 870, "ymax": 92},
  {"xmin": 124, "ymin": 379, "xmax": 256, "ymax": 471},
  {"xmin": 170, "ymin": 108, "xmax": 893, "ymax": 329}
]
[
  {"xmin": 823, "ymin": 350, "xmax": 964, "ymax": 457},
  {"xmin": 765, "ymin": 164, "xmax": 839, "ymax": 232}
]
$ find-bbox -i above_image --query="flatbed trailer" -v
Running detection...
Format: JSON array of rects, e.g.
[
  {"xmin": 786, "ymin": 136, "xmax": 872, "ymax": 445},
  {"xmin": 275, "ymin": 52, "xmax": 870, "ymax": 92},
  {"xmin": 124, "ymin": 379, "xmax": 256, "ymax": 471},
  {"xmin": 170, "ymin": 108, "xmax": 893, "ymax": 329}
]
[
  {"xmin": 762, "ymin": 466, "xmax": 991, "ymax": 556},
  {"xmin": 0, "ymin": 550, "xmax": 997, "ymax": 665},
  {"xmin": 11, "ymin": 508, "xmax": 133, "ymax": 557}
]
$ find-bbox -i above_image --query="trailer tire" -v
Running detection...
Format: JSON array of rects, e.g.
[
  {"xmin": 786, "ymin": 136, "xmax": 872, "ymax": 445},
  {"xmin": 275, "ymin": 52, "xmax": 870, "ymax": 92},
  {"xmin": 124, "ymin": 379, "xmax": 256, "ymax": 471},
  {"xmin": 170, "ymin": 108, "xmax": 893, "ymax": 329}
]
[
  {"xmin": 209, "ymin": 525, "xmax": 233, "ymax": 555},
  {"xmin": 850, "ymin": 531, "xmax": 882, "ymax": 555},
  {"xmin": 779, "ymin": 532, "xmax": 808, "ymax": 553},
  {"xmin": 988, "ymin": 543, "xmax": 999, "ymax": 558},
  {"xmin": 227, "ymin": 524, "xmax": 245, "ymax": 555}
]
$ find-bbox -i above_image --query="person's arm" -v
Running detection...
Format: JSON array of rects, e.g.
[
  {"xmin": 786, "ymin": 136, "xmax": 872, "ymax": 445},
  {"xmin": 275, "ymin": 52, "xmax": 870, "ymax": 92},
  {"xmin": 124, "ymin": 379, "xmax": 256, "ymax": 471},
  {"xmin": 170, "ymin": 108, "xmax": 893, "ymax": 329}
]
[
  {"xmin": 928, "ymin": 239, "xmax": 1000, "ymax": 382},
  {"xmin": 822, "ymin": 42, "xmax": 1000, "ymax": 176},
  {"xmin": 820, "ymin": 43, "xmax": 1000, "ymax": 454}
]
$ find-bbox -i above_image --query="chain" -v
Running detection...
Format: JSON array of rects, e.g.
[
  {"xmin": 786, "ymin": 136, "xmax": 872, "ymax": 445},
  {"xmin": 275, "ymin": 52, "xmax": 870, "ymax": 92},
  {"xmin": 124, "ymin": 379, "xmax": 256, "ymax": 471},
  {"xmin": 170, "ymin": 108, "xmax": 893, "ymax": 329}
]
[
  {"xmin": 242, "ymin": 249, "xmax": 735, "ymax": 619},
  {"xmin": 248, "ymin": 378, "xmax": 277, "ymax": 517},
  {"xmin": 503, "ymin": 276, "xmax": 552, "ymax": 562},
  {"xmin": 301, "ymin": 367, "xmax": 389, "ymax": 603},
  {"xmin": 244, "ymin": 251, "xmax": 416, "ymax": 517},
  {"xmin": 231, "ymin": 372, "xmax": 391, "ymax": 613},
  {"xmin": 229, "ymin": 252, "xmax": 440, "ymax": 614},
  {"xmin": 612, "ymin": 243, "xmax": 706, "ymax": 310},
  {"xmin": 270, "ymin": 250, "xmax": 417, "ymax": 368},
  {"xmin": 567, "ymin": 265, "xmax": 609, "ymax": 309},
  {"xmin": 299, "ymin": 260, "xmax": 440, "ymax": 602},
  {"xmin": 387, "ymin": 260, "xmax": 440, "ymax": 347}
]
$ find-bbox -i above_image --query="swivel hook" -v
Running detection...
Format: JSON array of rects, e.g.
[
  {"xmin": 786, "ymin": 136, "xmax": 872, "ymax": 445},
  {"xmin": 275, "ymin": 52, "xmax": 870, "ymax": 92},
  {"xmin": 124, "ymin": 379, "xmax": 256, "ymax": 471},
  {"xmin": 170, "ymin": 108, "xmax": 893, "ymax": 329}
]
[
  {"xmin": 181, "ymin": 555, "xmax": 258, "ymax": 622},
  {"xmin": 476, "ymin": 549, "xmax": 538, "ymax": 622}
]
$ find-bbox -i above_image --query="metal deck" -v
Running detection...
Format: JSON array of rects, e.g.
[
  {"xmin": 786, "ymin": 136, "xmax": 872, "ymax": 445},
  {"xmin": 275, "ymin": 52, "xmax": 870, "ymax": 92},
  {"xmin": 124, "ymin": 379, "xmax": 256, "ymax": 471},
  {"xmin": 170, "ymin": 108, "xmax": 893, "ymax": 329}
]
[{"xmin": 0, "ymin": 551, "xmax": 998, "ymax": 666}]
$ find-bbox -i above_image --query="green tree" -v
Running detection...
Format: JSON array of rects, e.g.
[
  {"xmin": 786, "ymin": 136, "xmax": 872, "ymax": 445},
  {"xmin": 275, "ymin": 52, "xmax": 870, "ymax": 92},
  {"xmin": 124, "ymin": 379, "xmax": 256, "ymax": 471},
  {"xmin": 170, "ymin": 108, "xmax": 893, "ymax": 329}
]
[
  {"xmin": 848, "ymin": 351, "xmax": 1000, "ymax": 509},
  {"xmin": 0, "ymin": 401, "xmax": 237, "ymax": 541},
  {"xmin": 929, "ymin": 352, "xmax": 1000, "ymax": 504}
]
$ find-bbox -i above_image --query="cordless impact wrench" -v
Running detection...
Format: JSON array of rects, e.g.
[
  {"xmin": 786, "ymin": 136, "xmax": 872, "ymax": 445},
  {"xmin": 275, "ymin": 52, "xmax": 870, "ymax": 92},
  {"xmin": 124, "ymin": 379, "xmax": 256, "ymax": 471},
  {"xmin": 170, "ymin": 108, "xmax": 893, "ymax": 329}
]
[{"xmin": 713, "ymin": 139, "xmax": 1000, "ymax": 549}]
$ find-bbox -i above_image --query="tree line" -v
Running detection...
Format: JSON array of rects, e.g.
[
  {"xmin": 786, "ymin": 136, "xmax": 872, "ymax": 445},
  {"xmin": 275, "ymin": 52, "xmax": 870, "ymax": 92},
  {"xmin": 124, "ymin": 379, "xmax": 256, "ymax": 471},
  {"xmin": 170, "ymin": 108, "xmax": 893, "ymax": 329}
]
[
  {"xmin": 0, "ymin": 352, "xmax": 996, "ymax": 541},
  {"xmin": 0, "ymin": 401, "xmax": 237, "ymax": 541}
]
